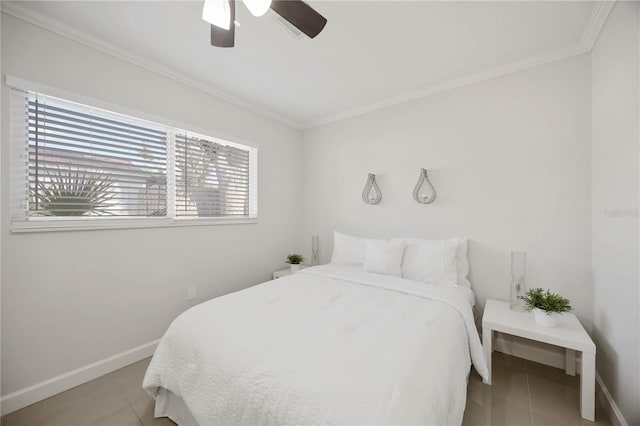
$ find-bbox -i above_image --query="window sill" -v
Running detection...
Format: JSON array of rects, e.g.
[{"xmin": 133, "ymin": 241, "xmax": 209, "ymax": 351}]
[{"xmin": 10, "ymin": 217, "xmax": 258, "ymax": 233}]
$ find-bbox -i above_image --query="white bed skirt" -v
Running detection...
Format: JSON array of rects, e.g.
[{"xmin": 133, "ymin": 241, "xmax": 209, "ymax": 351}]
[{"xmin": 155, "ymin": 388, "xmax": 199, "ymax": 426}]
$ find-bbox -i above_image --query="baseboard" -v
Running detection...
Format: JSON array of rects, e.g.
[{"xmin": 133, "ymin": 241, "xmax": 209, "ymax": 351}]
[
  {"xmin": 596, "ymin": 372, "xmax": 628, "ymax": 426},
  {"xmin": 0, "ymin": 339, "xmax": 159, "ymax": 415}
]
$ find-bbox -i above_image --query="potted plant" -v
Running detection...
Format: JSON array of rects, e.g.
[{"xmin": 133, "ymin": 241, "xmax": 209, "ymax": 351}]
[
  {"xmin": 286, "ymin": 254, "xmax": 304, "ymax": 272},
  {"xmin": 520, "ymin": 288, "xmax": 572, "ymax": 328}
]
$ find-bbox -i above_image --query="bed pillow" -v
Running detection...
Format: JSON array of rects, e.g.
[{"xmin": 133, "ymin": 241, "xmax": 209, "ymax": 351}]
[
  {"xmin": 455, "ymin": 238, "xmax": 472, "ymax": 288},
  {"xmin": 362, "ymin": 239, "xmax": 406, "ymax": 277},
  {"xmin": 392, "ymin": 237, "xmax": 471, "ymax": 288},
  {"xmin": 330, "ymin": 231, "xmax": 367, "ymax": 266},
  {"xmin": 392, "ymin": 238, "xmax": 459, "ymax": 286}
]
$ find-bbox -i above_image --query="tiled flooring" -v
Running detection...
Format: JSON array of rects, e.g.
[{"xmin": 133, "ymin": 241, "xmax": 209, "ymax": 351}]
[
  {"xmin": 2, "ymin": 353, "xmax": 611, "ymax": 426},
  {"xmin": 1, "ymin": 358, "xmax": 168, "ymax": 426},
  {"xmin": 463, "ymin": 352, "xmax": 611, "ymax": 426}
]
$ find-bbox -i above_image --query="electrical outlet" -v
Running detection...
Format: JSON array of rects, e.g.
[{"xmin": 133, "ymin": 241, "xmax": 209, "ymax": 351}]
[{"xmin": 188, "ymin": 286, "xmax": 197, "ymax": 300}]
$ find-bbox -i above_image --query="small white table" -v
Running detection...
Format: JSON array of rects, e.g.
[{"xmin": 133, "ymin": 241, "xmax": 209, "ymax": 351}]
[
  {"xmin": 482, "ymin": 299, "xmax": 596, "ymax": 422},
  {"xmin": 273, "ymin": 265, "xmax": 307, "ymax": 279}
]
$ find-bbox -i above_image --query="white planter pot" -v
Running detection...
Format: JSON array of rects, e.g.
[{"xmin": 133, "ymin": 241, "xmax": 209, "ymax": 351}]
[
  {"xmin": 289, "ymin": 264, "xmax": 301, "ymax": 272},
  {"xmin": 533, "ymin": 308, "xmax": 558, "ymax": 327}
]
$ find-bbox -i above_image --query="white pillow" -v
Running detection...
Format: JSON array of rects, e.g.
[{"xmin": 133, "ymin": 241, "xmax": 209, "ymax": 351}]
[
  {"xmin": 392, "ymin": 238, "xmax": 459, "ymax": 286},
  {"xmin": 362, "ymin": 239, "xmax": 406, "ymax": 277},
  {"xmin": 330, "ymin": 231, "xmax": 367, "ymax": 266},
  {"xmin": 392, "ymin": 237, "xmax": 471, "ymax": 288},
  {"xmin": 455, "ymin": 238, "xmax": 471, "ymax": 288}
]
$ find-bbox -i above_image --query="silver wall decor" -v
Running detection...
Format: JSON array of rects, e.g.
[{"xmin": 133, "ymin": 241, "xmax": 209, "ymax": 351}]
[
  {"xmin": 362, "ymin": 173, "xmax": 382, "ymax": 205},
  {"xmin": 413, "ymin": 168, "xmax": 437, "ymax": 204}
]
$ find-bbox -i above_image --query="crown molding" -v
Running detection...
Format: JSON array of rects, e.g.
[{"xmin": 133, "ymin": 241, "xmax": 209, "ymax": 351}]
[
  {"xmin": 581, "ymin": 0, "xmax": 616, "ymax": 51},
  {"xmin": 2, "ymin": 1, "xmax": 614, "ymax": 132},
  {"xmin": 301, "ymin": 0, "xmax": 615, "ymax": 129},
  {"xmin": 301, "ymin": 44, "xmax": 588, "ymax": 129},
  {"xmin": 0, "ymin": 1, "xmax": 304, "ymax": 130}
]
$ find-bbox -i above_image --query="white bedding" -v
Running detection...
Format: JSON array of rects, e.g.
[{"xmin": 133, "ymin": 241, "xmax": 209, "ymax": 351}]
[{"xmin": 143, "ymin": 264, "xmax": 488, "ymax": 425}]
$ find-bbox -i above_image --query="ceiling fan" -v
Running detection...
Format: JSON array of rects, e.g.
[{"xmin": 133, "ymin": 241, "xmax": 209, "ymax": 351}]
[{"xmin": 202, "ymin": 0, "xmax": 327, "ymax": 47}]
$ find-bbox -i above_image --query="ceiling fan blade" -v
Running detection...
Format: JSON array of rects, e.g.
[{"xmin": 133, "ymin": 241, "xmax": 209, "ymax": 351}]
[
  {"xmin": 270, "ymin": 0, "xmax": 327, "ymax": 39},
  {"xmin": 210, "ymin": 0, "xmax": 235, "ymax": 47}
]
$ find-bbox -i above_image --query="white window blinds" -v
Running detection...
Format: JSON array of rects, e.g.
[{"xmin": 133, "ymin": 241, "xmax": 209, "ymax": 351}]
[
  {"xmin": 10, "ymin": 87, "xmax": 258, "ymax": 227},
  {"xmin": 175, "ymin": 132, "xmax": 254, "ymax": 218},
  {"xmin": 19, "ymin": 92, "xmax": 168, "ymax": 218}
]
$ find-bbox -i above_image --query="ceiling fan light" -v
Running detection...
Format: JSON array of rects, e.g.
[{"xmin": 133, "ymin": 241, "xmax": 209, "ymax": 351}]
[
  {"xmin": 243, "ymin": 0, "xmax": 272, "ymax": 17},
  {"xmin": 203, "ymin": 0, "xmax": 231, "ymax": 30}
]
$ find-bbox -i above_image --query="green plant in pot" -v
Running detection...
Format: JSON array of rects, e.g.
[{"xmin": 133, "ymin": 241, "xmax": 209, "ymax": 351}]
[
  {"xmin": 286, "ymin": 254, "xmax": 304, "ymax": 273},
  {"xmin": 519, "ymin": 288, "xmax": 572, "ymax": 328}
]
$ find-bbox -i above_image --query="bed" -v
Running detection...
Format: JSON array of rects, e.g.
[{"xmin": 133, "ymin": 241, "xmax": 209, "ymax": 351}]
[{"xmin": 143, "ymin": 262, "xmax": 488, "ymax": 425}]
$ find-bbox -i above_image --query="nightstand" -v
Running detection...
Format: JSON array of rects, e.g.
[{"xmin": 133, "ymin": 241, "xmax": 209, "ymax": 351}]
[
  {"xmin": 272, "ymin": 266, "xmax": 307, "ymax": 280},
  {"xmin": 482, "ymin": 299, "xmax": 596, "ymax": 421}
]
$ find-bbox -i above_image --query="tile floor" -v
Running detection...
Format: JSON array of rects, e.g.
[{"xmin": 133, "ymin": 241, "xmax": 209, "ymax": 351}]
[
  {"xmin": 2, "ymin": 352, "xmax": 611, "ymax": 426},
  {"xmin": 1, "ymin": 358, "xmax": 168, "ymax": 426},
  {"xmin": 463, "ymin": 352, "xmax": 611, "ymax": 426}
]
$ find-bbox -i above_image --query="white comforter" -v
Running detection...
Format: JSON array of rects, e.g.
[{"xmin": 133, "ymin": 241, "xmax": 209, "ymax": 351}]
[{"xmin": 143, "ymin": 265, "xmax": 488, "ymax": 426}]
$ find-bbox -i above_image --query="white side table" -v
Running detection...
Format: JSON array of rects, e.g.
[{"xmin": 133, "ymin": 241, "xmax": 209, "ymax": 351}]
[
  {"xmin": 482, "ymin": 299, "xmax": 596, "ymax": 421},
  {"xmin": 273, "ymin": 265, "xmax": 307, "ymax": 279}
]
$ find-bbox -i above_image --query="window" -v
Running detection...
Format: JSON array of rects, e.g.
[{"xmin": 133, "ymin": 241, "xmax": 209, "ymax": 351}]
[
  {"xmin": 10, "ymin": 87, "xmax": 257, "ymax": 231},
  {"xmin": 175, "ymin": 132, "xmax": 253, "ymax": 218}
]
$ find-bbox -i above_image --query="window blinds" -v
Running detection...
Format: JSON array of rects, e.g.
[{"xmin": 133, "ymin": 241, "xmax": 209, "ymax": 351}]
[
  {"xmin": 10, "ymin": 88, "xmax": 257, "ymax": 223},
  {"xmin": 175, "ymin": 133, "xmax": 254, "ymax": 217}
]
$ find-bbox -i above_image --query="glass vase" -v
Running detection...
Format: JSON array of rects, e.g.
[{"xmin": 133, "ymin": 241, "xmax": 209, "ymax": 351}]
[
  {"xmin": 311, "ymin": 235, "xmax": 319, "ymax": 266},
  {"xmin": 509, "ymin": 251, "xmax": 527, "ymax": 312}
]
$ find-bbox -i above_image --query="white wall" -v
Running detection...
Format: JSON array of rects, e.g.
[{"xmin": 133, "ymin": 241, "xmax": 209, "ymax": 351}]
[
  {"xmin": 0, "ymin": 14, "xmax": 302, "ymax": 397},
  {"xmin": 301, "ymin": 55, "xmax": 593, "ymax": 334},
  {"xmin": 591, "ymin": 2, "xmax": 640, "ymax": 424},
  {"xmin": 3, "ymin": 4, "xmax": 636, "ymax": 421}
]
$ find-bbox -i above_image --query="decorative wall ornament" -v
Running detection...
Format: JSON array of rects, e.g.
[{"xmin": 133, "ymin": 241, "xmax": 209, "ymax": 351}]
[
  {"xmin": 413, "ymin": 168, "xmax": 437, "ymax": 204},
  {"xmin": 362, "ymin": 173, "xmax": 382, "ymax": 205}
]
